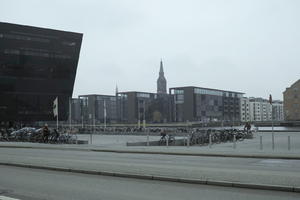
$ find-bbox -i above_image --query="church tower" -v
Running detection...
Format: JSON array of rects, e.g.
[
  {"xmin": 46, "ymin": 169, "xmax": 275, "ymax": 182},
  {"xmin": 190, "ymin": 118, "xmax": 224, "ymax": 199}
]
[{"xmin": 157, "ymin": 60, "xmax": 167, "ymax": 94}]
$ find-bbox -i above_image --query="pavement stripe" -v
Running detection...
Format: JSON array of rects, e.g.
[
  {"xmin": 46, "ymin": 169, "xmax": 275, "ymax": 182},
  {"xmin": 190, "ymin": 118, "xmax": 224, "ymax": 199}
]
[{"xmin": 0, "ymin": 196, "xmax": 20, "ymax": 200}]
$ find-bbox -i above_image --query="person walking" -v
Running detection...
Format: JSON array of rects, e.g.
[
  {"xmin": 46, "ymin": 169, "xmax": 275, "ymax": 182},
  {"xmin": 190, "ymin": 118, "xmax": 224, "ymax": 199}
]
[{"xmin": 42, "ymin": 124, "xmax": 50, "ymax": 143}]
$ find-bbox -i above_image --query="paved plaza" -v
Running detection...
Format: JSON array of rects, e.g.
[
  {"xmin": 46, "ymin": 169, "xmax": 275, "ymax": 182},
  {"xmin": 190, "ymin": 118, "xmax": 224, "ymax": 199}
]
[{"xmin": 74, "ymin": 131, "xmax": 300, "ymax": 155}]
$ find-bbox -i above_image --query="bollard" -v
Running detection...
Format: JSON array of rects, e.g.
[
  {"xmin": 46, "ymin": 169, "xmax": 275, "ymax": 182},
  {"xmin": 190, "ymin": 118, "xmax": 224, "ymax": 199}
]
[
  {"xmin": 166, "ymin": 135, "xmax": 169, "ymax": 147},
  {"xmin": 288, "ymin": 136, "xmax": 291, "ymax": 151},
  {"xmin": 209, "ymin": 133, "xmax": 212, "ymax": 148},
  {"xmin": 272, "ymin": 132, "xmax": 275, "ymax": 150},
  {"xmin": 147, "ymin": 133, "xmax": 149, "ymax": 146},
  {"xmin": 187, "ymin": 135, "xmax": 190, "ymax": 147},
  {"xmin": 260, "ymin": 135, "xmax": 263, "ymax": 150},
  {"xmin": 233, "ymin": 134, "xmax": 236, "ymax": 149}
]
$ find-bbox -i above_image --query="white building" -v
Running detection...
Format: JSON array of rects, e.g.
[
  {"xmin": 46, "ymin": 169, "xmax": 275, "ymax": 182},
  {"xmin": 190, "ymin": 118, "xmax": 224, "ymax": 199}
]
[
  {"xmin": 240, "ymin": 97, "xmax": 250, "ymax": 122},
  {"xmin": 241, "ymin": 97, "xmax": 284, "ymax": 122},
  {"xmin": 272, "ymin": 100, "xmax": 284, "ymax": 121}
]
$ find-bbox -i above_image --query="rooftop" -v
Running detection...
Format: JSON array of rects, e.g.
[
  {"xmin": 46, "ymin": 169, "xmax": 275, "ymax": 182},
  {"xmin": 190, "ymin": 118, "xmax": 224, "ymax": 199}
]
[{"xmin": 169, "ymin": 86, "xmax": 244, "ymax": 94}]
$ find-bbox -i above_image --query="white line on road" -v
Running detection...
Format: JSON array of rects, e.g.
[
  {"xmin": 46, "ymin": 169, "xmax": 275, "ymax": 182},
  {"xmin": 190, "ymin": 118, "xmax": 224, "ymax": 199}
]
[{"xmin": 0, "ymin": 196, "xmax": 20, "ymax": 200}]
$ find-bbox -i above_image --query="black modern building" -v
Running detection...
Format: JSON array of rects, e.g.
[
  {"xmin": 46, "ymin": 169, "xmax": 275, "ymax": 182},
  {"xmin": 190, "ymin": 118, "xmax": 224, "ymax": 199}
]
[
  {"xmin": 169, "ymin": 86, "xmax": 243, "ymax": 123},
  {"xmin": 0, "ymin": 22, "xmax": 82, "ymax": 122}
]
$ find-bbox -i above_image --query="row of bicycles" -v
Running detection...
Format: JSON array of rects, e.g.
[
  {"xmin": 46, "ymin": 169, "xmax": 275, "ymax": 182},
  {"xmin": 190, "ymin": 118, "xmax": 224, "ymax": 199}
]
[
  {"xmin": 158, "ymin": 129, "xmax": 253, "ymax": 146},
  {"xmin": 0, "ymin": 127, "xmax": 77, "ymax": 144},
  {"xmin": 189, "ymin": 129, "xmax": 253, "ymax": 145}
]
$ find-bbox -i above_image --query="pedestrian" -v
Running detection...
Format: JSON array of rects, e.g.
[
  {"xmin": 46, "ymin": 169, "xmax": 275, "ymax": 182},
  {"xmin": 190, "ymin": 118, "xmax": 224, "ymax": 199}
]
[
  {"xmin": 244, "ymin": 122, "xmax": 249, "ymax": 132},
  {"xmin": 53, "ymin": 129, "xmax": 60, "ymax": 143},
  {"xmin": 247, "ymin": 123, "xmax": 251, "ymax": 133},
  {"xmin": 160, "ymin": 129, "xmax": 166, "ymax": 140},
  {"xmin": 42, "ymin": 124, "xmax": 50, "ymax": 143}
]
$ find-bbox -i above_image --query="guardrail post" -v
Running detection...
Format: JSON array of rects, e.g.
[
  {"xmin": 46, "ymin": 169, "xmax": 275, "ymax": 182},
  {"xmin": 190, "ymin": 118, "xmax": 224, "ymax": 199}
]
[
  {"xmin": 233, "ymin": 134, "xmax": 236, "ymax": 149},
  {"xmin": 146, "ymin": 130, "xmax": 149, "ymax": 147},
  {"xmin": 272, "ymin": 132, "xmax": 275, "ymax": 150},
  {"xmin": 166, "ymin": 135, "xmax": 169, "ymax": 147},
  {"xmin": 209, "ymin": 132, "xmax": 212, "ymax": 148},
  {"xmin": 288, "ymin": 136, "xmax": 291, "ymax": 151},
  {"xmin": 260, "ymin": 135, "xmax": 263, "ymax": 150},
  {"xmin": 90, "ymin": 132, "xmax": 92, "ymax": 145}
]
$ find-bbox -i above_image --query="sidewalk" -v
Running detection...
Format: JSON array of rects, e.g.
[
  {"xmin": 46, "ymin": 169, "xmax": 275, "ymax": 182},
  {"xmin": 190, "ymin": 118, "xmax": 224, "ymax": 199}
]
[{"xmin": 0, "ymin": 139, "xmax": 300, "ymax": 159}]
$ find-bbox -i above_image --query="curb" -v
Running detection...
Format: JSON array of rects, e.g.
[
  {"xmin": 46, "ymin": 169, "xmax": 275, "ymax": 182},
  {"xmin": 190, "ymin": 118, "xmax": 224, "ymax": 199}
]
[
  {"xmin": 0, "ymin": 162, "xmax": 299, "ymax": 193},
  {"xmin": 90, "ymin": 149, "xmax": 300, "ymax": 160},
  {"xmin": 1, "ymin": 145, "xmax": 300, "ymax": 160},
  {"xmin": 259, "ymin": 130, "xmax": 300, "ymax": 132},
  {"xmin": 0, "ymin": 145, "xmax": 91, "ymax": 152}
]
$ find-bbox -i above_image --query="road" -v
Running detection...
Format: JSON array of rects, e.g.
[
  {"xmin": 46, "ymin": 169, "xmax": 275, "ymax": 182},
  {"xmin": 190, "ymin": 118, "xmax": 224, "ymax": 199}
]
[
  {"xmin": 0, "ymin": 165, "xmax": 299, "ymax": 200},
  {"xmin": 0, "ymin": 147, "xmax": 300, "ymax": 187}
]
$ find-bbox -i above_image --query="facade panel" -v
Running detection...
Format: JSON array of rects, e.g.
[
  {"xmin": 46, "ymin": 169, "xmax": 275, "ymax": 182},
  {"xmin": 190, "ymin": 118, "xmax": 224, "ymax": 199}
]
[
  {"xmin": 283, "ymin": 80, "xmax": 300, "ymax": 121},
  {"xmin": 170, "ymin": 86, "xmax": 243, "ymax": 123},
  {"xmin": 117, "ymin": 92, "xmax": 171, "ymax": 124},
  {"xmin": 0, "ymin": 22, "xmax": 82, "ymax": 122}
]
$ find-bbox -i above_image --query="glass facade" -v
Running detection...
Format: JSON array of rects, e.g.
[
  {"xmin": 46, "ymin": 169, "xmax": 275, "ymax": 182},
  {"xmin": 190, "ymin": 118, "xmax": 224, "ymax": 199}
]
[
  {"xmin": 194, "ymin": 88, "xmax": 223, "ymax": 96},
  {"xmin": 170, "ymin": 87, "xmax": 243, "ymax": 122},
  {"xmin": 117, "ymin": 93, "xmax": 128, "ymax": 122},
  {"xmin": 194, "ymin": 93, "xmax": 223, "ymax": 121},
  {"xmin": 117, "ymin": 92, "xmax": 171, "ymax": 123},
  {"xmin": 0, "ymin": 22, "xmax": 82, "ymax": 122},
  {"xmin": 95, "ymin": 96, "xmax": 117, "ymax": 123},
  {"xmin": 78, "ymin": 95, "xmax": 118, "ymax": 124}
]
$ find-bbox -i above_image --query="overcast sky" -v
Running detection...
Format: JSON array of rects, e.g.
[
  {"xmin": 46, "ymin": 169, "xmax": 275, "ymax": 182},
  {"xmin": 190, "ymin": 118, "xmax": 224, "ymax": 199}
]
[{"xmin": 1, "ymin": 0, "xmax": 300, "ymax": 100}]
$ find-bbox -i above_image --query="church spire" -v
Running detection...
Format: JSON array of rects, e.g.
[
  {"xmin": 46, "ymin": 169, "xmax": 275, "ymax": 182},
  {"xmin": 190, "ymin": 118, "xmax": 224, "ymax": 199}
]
[
  {"xmin": 159, "ymin": 59, "xmax": 164, "ymax": 75},
  {"xmin": 157, "ymin": 59, "xmax": 167, "ymax": 94}
]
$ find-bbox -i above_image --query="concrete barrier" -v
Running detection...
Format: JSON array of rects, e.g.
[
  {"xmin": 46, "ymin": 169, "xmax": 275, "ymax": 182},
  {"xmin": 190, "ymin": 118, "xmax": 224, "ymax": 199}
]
[
  {"xmin": 126, "ymin": 139, "xmax": 185, "ymax": 146},
  {"xmin": 207, "ymin": 180, "xmax": 233, "ymax": 187},
  {"xmin": 232, "ymin": 182, "xmax": 294, "ymax": 192}
]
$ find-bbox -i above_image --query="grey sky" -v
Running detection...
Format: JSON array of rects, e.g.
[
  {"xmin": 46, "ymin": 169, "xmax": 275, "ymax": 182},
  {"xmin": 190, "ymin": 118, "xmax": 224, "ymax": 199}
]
[{"xmin": 1, "ymin": 0, "xmax": 300, "ymax": 100}]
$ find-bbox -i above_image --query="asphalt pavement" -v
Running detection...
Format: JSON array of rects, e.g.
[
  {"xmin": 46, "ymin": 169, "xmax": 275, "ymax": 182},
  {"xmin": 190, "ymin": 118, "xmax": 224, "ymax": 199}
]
[
  {"xmin": 0, "ymin": 165, "xmax": 299, "ymax": 200},
  {"xmin": 0, "ymin": 147, "xmax": 300, "ymax": 189}
]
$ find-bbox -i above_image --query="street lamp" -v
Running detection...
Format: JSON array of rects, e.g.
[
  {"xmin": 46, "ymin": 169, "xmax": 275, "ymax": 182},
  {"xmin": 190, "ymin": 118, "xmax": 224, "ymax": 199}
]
[
  {"xmin": 104, "ymin": 99, "xmax": 107, "ymax": 130},
  {"xmin": 269, "ymin": 94, "xmax": 274, "ymax": 150},
  {"xmin": 143, "ymin": 100, "xmax": 146, "ymax": 129},
  {"xmin": 138, "ymin": 99, "xmax": 140, "ymax": 128}
]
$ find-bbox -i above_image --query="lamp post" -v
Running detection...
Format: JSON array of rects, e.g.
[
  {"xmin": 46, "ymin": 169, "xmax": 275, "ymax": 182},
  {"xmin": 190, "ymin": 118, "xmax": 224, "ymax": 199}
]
[
  {"xmin": 104, "ymin": 99, "xmax": 107, "ymax": 130},
  {"xmin": 138, "ymin": 99, "xmax": 140, "ymax": 128},
  {"xmin": 93, "ymin": 98, "xmax": 96, "ymax": 138},
  {"xmin": 89, "ymin": 113, "xmax": 92, "ymax": 144},
  {"xmin": 69, "ymin": 97, "xmax": 72, "ymax": 137},
  {"xmin": 143, "ymin": 100, "xmax": 146, "ymax": 129},
  {"xmin": 174, "ymin": 93, "xmax": 177, "ymax": 122},
  {"xmin": 269, "ymin": 94, "xmax": 274, "ymax": 150}
]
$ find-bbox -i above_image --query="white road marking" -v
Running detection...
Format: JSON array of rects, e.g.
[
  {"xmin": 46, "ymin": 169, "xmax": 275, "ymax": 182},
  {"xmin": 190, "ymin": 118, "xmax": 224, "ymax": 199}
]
[{"xmin": 0, "ymin": 196, "xmax": 20, "ymax": 200}]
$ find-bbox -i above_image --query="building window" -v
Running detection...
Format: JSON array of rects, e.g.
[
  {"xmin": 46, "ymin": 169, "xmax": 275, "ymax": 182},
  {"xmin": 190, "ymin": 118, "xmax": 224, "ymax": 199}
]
[
  {"xmin": 137, "ymin": 93, "xmax": 150, "ymax": 98},
  {"xmin": 174, "ymin": 89, "xmax": 184, "ymax": 94},
  {"xmin": 194, "ymin": 88, "xmax": 223, "ymax": 96}
]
